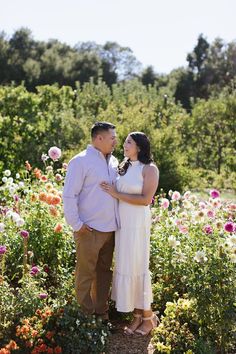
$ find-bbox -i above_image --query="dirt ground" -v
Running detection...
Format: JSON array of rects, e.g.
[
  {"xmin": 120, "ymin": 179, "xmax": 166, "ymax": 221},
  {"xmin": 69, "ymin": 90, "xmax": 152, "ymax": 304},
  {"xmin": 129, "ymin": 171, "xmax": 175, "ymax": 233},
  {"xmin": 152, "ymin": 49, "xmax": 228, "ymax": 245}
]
[{"xmin": 106, "ymin": 320, "xmax": 154, "ymax": 354}]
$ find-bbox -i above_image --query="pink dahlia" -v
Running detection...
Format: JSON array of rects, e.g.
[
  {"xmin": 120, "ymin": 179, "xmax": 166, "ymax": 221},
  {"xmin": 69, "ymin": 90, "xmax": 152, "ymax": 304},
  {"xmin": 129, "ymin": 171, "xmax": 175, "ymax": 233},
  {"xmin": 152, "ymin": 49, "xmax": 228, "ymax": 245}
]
[
  {"xmin": 207, "ymin": 210, "xmax": 215, "ymax": 218},
  {"xmin": 172, "ymin": 191, "xmax": 181, "ymax": 201},
  {"xmin": 160, "ymin": 198, "xmax": 170, "ymax": 209},
  {"xmin": 179, "ymin": 225, "xmax": 189, "ymax": 234},
  {"xmin": 199, "ymin": 202, "xmax": 206, "ymax": 209},
  {"xmin": 48, "ymin": 146, "xmax": 62, "ymax": 161}
]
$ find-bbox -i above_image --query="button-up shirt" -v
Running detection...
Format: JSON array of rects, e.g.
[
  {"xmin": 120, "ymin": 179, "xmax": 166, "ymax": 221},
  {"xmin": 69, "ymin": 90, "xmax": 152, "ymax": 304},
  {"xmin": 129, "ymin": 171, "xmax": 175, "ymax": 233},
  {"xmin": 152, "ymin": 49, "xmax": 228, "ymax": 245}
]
[{"xmin": 63, "ymin": 145, "xmax": 119, "ymax": 232}]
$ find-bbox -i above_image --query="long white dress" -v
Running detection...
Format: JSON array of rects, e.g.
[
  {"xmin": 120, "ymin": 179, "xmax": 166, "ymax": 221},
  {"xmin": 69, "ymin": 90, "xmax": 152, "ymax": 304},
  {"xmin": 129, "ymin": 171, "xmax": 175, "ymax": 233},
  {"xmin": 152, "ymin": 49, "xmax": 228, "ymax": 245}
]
[{"xmin": 111, "ymin": 160, "xmax": 153, "ymax": 312}]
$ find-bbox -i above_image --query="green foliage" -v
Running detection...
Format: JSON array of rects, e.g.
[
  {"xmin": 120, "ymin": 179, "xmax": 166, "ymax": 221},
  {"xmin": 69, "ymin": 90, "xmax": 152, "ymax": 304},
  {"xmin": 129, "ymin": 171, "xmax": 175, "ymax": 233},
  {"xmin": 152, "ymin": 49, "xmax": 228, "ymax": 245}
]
[
  {"xmin": 0, "ymin": 280, "xmax": 16, "ymax": 340},
  {"xmin": 15, "ymin": 275, "xmax": 47, "ymax": 318},
  {"xmin": 0, "ymin": 80, "xmax": 235, "ymax": 192},
  {"xmin": 51, "ymin": 301, "xmax": 110, "ymax": 353},
  {"xmin": 182, "ymin": 93, "xmax": 236, "ymax": 175},
  {"xmin": 151, "ymin": 298, "xmax": 198, "ymax": 353}
]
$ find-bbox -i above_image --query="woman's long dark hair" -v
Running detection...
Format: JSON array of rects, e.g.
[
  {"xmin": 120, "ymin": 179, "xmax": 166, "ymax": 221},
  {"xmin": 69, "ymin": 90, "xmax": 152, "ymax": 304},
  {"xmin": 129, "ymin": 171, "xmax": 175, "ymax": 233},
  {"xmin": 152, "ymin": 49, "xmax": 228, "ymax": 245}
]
[{"xmin": 118, "ymin": 132, "xmax": 153, "ymax": 175}]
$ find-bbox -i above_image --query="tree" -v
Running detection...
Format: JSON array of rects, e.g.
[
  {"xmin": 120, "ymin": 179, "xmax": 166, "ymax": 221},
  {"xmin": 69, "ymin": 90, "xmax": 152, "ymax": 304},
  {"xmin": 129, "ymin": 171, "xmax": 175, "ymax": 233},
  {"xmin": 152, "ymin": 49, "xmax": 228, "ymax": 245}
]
[
  {"xmin": 7, "ymin": 28, "xmax": 35, "ymax": 83},
  {"xmin": 168, "ymin": 68, "xmax": 194, "ymax": 110},
  {"xmin": 187, "ymin": 34, "xmax": 209, "ymax": 74},
  {"xmin": 186, "ymin": 34, "xmax": 236, "ymax": 100},
  {"xmin": 203, "ymin": 38, "xmax": 236, "ymax": 94},
  {"xmin": 0, "ymin": 31, "xmax": 9, "ymax": 83},
  {"xmin": 101, "ymin": 41, "xmax": 142, "ymax": 80},
  {"xmin": 141, "ymin": 66, "xmax": 156, "ymax": 86},
  {"xmin": 68, "ymin": 52, "xmax": 102, "ymax": 86},
  {"xmin": 183, "ymin": 96, "xmax": 235, "ymax": 174},
  {"xmin": 187, "ymin": 34, "xmax": 210, "ymax": 99}
]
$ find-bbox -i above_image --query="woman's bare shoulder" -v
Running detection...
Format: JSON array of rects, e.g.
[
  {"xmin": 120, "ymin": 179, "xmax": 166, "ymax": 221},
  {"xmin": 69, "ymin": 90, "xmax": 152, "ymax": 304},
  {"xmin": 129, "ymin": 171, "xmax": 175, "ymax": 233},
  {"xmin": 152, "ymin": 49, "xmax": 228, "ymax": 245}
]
[{"xmin": 143, "ymin": 163, "xmax": 159, "ymax": 175}]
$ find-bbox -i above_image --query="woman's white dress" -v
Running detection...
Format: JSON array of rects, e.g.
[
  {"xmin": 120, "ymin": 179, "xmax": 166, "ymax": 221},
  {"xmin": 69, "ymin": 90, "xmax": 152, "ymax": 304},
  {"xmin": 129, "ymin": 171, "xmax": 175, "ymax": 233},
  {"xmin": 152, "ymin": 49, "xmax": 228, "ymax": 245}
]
[{"xmin": 111, "ymin": 160, "xmax": 153, "ymax": 312}]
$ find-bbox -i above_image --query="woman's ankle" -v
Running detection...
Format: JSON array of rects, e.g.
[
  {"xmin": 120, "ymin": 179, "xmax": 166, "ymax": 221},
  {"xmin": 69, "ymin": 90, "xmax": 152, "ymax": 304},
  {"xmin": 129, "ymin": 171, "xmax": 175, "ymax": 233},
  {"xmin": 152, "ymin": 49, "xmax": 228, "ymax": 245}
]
[
  {"xmin": 143, "ymin": 309, "xmax": 153, "ymax": 318},
  {"xmin": 133, "ymin": 308, "xmax": 143, "ymax": 316}
]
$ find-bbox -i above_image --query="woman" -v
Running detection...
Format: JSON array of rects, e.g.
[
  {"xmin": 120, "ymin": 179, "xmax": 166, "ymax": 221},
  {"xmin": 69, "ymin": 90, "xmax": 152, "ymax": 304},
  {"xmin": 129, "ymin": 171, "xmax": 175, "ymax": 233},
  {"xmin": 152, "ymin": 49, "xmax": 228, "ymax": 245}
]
[{"xmin": 101, "ymin": 132, "xmax": 159, "ymax": 336}]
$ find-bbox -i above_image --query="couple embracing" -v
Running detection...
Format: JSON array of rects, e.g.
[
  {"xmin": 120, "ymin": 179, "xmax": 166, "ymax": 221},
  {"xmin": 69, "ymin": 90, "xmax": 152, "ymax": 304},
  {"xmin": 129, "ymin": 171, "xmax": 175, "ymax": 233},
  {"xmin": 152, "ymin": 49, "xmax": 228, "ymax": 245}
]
[{"xmin": 63, "ymin": 121, "xmax": 159, "ymax": 335}]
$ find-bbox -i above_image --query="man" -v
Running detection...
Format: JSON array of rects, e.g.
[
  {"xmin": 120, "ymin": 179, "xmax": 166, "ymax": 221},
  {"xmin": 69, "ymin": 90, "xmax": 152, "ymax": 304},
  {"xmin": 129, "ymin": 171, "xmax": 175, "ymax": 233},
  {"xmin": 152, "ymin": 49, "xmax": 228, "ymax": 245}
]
[{"xmin": 63, "ymin": 122, "xmax": 119, "ymax": 321}]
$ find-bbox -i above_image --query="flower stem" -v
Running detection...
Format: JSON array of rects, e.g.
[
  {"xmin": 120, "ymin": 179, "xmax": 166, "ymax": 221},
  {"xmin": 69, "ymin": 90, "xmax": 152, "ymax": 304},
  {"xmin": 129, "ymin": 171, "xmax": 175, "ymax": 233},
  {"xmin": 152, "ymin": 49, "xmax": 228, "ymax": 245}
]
[{"xmin": 23, "ymin": 238, "xmax": 28, "ymax": 276}]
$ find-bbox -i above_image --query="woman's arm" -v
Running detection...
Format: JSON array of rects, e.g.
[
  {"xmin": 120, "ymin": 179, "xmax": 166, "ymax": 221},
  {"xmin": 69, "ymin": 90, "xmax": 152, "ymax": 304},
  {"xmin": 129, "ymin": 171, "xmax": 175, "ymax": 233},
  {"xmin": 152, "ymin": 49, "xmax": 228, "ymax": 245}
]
[{"xmin": 101, "ymin": 164, "xmax": 159, "ymax": 206}]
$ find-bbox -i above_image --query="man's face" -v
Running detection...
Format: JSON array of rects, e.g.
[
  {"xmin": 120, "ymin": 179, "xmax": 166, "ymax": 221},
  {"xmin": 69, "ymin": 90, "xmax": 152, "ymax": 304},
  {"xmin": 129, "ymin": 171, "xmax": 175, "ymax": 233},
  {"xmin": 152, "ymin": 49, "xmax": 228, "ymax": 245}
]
[{"xmin": 99, "ymin": 129, "xmax": 117, "ymax": 154}]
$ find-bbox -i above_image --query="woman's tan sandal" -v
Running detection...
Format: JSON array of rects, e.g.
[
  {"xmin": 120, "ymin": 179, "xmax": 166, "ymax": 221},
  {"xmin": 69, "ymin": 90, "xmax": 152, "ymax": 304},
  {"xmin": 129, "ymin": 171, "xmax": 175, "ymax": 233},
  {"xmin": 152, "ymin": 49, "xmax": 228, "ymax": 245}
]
[
  {"xmin": 135, "ymin": 313, "xmax": 159, "ymax": 336},
  {"xmin": 124, "ymin": 313, "xmax": 142, "ymax": 335}
]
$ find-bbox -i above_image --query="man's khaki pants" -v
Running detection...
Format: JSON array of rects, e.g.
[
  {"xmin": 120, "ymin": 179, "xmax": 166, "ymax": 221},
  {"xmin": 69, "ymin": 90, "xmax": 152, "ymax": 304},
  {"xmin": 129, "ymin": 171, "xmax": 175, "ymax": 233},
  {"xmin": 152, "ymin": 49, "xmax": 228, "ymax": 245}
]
[{"xmin": 74, "ymin": 229, "xmax": 114, "ymax": 316}]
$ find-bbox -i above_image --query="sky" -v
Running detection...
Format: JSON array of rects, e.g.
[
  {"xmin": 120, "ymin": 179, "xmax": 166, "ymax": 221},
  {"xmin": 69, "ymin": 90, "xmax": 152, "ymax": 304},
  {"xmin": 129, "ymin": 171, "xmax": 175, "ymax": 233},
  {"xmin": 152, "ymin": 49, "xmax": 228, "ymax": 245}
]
[{"xmin": 1, "ymin": 0, "xmax": 236, "ymax": 74}]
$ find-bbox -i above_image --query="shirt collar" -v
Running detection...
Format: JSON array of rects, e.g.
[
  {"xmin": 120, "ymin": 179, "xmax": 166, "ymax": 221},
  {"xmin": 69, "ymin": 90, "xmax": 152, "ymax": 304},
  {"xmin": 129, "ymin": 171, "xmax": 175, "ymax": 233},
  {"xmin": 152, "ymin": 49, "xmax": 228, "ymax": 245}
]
[{"xmin": 87, "ymin": 144, "xmax": 112, "ymax": 161}]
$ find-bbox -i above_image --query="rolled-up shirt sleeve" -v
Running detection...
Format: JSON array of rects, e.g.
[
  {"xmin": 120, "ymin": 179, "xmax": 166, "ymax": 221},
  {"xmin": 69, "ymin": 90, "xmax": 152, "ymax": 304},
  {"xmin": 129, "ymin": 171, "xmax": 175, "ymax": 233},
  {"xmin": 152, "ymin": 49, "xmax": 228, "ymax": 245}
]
[{"xmin": 62, "ymin": 158, "xmax": 85, "ymax": 232}]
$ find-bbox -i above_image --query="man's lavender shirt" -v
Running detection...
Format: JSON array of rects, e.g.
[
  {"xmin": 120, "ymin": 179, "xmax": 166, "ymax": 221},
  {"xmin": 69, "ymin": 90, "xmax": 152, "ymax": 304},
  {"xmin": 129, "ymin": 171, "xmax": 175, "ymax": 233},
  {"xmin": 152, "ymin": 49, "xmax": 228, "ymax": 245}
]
[{"xmin": 63, "ymin": 145, "xmax": 120, "ymax": 232}]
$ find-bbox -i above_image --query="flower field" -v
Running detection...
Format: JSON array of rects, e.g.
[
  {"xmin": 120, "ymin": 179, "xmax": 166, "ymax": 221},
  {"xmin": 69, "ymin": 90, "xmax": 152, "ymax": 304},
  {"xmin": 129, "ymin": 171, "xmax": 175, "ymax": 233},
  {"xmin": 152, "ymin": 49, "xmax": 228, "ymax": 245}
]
[
  {"xmin": 150, "ymin": 189, "xmax": 236, "ymax": 353},
  {"xmin": 0, "ymin": 148, "xmax": 235, "ymax": 353}
]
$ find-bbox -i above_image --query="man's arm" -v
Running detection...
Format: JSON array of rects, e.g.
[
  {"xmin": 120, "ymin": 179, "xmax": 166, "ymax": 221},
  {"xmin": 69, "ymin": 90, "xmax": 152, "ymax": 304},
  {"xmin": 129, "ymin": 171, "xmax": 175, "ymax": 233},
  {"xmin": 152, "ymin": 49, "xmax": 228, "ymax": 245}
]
[{"xmin": 62, "ymin": 157, "xmax": 85, "ymax": 232}]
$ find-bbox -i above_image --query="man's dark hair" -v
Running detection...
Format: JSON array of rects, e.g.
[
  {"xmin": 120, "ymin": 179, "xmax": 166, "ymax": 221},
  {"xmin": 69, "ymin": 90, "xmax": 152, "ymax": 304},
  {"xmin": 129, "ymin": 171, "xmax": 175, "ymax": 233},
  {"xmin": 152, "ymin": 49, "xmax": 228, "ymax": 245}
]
[{"xmin": 91, "ymin": 122, "xmax": 116, "ymax": 138}]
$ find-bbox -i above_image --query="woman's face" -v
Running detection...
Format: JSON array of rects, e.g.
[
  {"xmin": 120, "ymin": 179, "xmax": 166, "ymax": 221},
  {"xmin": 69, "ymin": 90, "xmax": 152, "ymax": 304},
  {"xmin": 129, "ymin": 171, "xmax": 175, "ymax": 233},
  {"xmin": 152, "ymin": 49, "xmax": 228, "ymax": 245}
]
[{"xmin": 123, "ymin": 135, "xmax": 139, "ymax": 160}]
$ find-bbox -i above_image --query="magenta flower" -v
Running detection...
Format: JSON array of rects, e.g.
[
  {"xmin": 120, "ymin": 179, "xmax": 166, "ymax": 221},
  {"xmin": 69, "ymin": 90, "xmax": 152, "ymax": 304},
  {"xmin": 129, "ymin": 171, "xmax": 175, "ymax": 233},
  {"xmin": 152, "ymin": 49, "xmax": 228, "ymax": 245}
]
[
  {"xmin": 210, "ymin": 189, "xmax": 220, "ymax": 199},
  {"xmin": 48, "ymin": 146, "xmax": 61, "ymax": 161},
  {"xmin": 43, "ymin": 265, "xmax": 50, "ymax": 273},
  {"xmin": 203, "ymin": 225, "xmax": 213, "ymax": 234},
  {"xmin": 39, "ymin": 293, "xmax": 48, "ymax": 299},
  {"xmin": 20, "ymin": 230, "xmax": 29, "ymax": 239},
  {"xmin": 30, "ymin": 266, "xmax": 39, "ymax": 276},
  {"xmin": 0, "ymin": 245, "xmax": 7, "ymax": 255},
  {"xmin": 14, "ymin": 195, "xmax": 20, "ymax": 202},
  {"xmin": 224, "ymin": 221, "xmax": 234, "ymax": 233}
]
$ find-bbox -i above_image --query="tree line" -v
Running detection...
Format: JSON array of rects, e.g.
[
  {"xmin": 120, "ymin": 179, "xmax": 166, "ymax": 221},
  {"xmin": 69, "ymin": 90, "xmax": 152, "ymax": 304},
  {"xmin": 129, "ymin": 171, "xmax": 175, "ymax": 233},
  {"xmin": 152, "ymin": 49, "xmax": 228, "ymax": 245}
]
[
  {"xmin": 0, "ymin": 81, "xmax": 235, "ymax": 192},
  {"xmin": 0, "ymin": 28, "xmax": 236, "ymax": 110}
]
